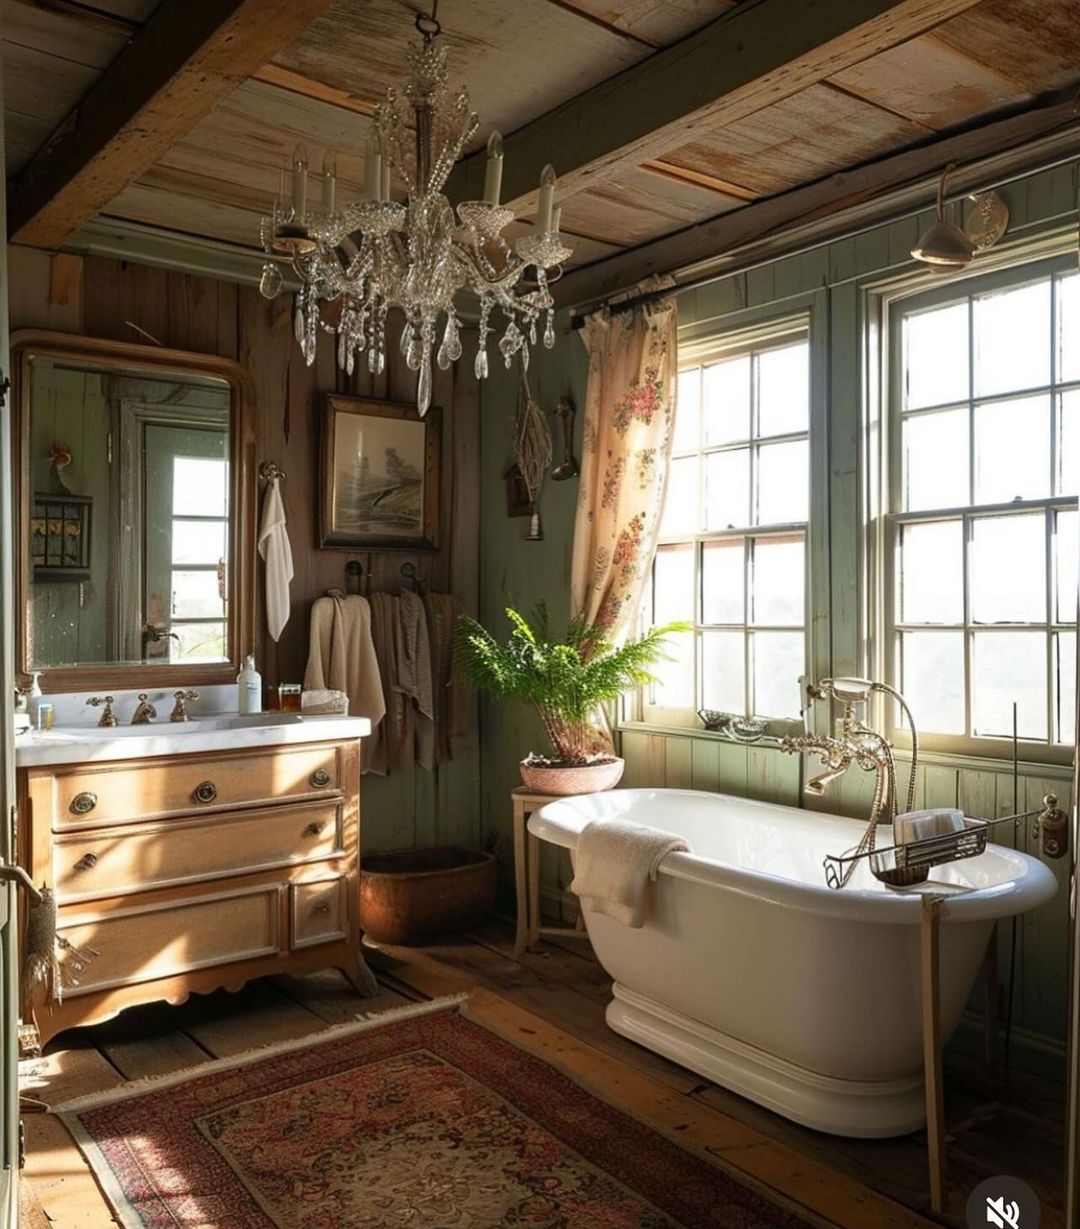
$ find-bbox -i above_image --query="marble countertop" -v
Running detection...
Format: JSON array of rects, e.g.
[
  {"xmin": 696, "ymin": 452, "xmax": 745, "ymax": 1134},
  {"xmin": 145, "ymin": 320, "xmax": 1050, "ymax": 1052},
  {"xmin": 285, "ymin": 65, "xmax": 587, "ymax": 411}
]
[{"xmin": 15, "ymin": 713, "xmax": 372, "ymax": 768}]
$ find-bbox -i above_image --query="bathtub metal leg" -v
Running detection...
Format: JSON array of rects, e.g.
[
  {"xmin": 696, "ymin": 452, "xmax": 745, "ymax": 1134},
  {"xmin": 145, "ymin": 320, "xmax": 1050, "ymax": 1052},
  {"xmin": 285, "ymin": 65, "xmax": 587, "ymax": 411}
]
[
  {"xmin": 528, "ymin": 829, "xmax": 541, "ymax": 948},
  {"xmin": 921, "ymin": 894, "xmax": 947, "ymax": 1215},
  {"xmin": 513, "ymin": 795, "xmax": 530, "ymax": 959},
  {"xmin": 983, "ymin": 920, "xmax": 1000, "ymax": 1071}
]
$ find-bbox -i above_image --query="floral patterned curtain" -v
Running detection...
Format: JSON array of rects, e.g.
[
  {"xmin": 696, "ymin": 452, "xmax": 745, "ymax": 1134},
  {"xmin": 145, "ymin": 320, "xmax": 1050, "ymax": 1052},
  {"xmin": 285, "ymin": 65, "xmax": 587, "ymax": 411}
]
[{"xmin": 571, "ymin": 292, "xmax": 678, "ymax": 643}]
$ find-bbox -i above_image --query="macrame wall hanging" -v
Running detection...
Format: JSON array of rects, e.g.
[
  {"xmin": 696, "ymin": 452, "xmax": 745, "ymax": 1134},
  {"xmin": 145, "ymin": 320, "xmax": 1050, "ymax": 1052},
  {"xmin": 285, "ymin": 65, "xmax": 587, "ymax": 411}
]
[{"xmin": 514, "ymin": 361, "xmax": 552, "ymax": 541}]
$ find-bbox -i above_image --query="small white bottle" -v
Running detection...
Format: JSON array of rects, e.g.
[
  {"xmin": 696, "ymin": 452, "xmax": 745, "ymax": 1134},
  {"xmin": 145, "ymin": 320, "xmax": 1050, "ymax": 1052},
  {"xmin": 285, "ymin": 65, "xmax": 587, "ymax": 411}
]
[
  {"xmin": 27, "ymin": 672, "xmax": 44, "ymax": 728},
  {"xmin": 237, "ymin": 655, "xmax": 262, "ymax": 715}
]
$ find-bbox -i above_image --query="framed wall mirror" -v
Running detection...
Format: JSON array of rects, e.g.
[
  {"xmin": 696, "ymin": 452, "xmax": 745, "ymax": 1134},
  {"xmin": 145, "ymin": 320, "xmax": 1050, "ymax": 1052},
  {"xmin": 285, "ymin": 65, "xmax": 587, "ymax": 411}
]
[{"xmin": 12, "ymin": 332, "xmax": 255, "ymax": 691}]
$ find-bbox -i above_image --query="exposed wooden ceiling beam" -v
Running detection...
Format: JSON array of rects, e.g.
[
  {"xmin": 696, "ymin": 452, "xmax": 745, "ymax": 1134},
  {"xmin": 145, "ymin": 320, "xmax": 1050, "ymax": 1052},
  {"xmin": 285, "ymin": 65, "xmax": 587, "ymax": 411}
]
[
  {"xmin": 537, "ymin": 0, "xmax": 661, "ymax": 49},
  {"xmin": 553, "ymin": 89, "xmax": 1080, "ymax": 310},
  {"xmin": 8, "ymin": 0, "xmax": 335, "ymax": 249},
  {"xmin": 250, "ymin": 65, "xmax": 376, "ymax": 117},
  {"xmin": 640, "ymin": 160, "xmax": 759, "ymax": 202},
  {"xmin": 446, "ymin": 0, "xmax": 985, "ymax": 213}
]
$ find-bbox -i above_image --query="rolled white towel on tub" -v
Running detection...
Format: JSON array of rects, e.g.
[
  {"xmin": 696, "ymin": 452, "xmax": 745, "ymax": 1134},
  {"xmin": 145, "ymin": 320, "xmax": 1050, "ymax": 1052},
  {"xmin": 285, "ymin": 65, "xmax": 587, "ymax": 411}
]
[
  {"xmin": 894, "ymin": 808, "xmax": 965, "ymax": 844},
  {"xmin": 570, "ymin": 819, "xmax": 689, "ymax": 928}
]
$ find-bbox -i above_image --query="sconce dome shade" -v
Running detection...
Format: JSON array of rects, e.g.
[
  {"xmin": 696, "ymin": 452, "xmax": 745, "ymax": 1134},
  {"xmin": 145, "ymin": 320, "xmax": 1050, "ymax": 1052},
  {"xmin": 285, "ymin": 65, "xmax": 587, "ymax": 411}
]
[{"xmin": 911, "ymin": 219, "xmax": 974, "ymax": 267}]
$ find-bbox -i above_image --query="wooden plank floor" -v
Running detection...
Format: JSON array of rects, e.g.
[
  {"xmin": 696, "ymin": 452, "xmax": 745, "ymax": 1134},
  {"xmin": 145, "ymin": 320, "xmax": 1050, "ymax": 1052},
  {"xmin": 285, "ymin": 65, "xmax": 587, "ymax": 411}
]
[{"xmin": 19, "ymin": 921, "xmax": 1065, "ymax": 1229}]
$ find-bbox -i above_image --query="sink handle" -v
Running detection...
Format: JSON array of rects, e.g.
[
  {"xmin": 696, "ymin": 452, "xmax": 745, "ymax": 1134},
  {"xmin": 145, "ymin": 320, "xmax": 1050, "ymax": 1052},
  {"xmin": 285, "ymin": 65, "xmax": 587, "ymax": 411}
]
[
  {"xmin": 87, "ymin": 696, "xmax": 118, "ymax": 728},
  {"xmin": 170, "ymin": 690, "xmax": 200, "ymax": 723}
]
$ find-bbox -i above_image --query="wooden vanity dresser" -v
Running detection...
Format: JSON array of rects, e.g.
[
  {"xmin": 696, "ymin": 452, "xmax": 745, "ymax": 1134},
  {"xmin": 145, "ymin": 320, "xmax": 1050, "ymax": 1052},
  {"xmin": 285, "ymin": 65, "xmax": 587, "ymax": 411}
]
[{"xmin": 18, "ymin": 731, "xmax": 374, "ymax": 1045}]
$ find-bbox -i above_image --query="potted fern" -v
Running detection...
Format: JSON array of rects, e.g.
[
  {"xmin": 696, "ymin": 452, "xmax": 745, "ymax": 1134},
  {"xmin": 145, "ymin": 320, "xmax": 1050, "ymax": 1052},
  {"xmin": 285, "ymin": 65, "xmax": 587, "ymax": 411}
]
[{"xmin": 455, "ymin": 605, "xmax": 687, "ymax": 795}]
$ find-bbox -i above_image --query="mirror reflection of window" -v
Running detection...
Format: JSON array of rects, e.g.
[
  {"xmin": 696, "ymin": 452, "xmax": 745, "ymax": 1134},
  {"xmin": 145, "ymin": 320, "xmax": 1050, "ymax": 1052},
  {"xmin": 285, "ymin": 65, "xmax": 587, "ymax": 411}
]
[
  {"xmin": 140, "ymin": 422, "xmax": 229, "ymax": 665},
  {"xmin": 25, "ymin": 356, "xmax": 232, "ymax": 670},
  {"xmin": 167, "ymin": 455, "xmax": 229, "ymax": 663}
]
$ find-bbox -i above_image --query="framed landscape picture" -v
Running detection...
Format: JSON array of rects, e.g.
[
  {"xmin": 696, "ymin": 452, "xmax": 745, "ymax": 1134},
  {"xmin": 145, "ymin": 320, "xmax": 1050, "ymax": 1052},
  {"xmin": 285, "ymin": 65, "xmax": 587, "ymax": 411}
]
[{"xmin": 320, "ymin": 395, "xmax": 441, "ymax": 550}]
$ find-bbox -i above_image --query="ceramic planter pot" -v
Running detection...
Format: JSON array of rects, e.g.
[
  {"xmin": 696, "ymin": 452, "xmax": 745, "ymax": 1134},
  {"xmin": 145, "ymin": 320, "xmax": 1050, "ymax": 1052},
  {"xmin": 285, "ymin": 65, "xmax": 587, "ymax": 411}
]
[{"xmin": 519, "ymin": 757, "xmax": 625, "ymax": 796}]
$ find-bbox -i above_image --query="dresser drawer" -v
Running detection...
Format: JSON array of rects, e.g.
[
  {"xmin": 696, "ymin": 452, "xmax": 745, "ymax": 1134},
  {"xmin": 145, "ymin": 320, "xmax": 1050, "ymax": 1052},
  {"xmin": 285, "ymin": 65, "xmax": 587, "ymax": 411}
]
[
  {"xmin": 49, "ymin": 743, "xmax": 343, "ymax": 830},
  {"xmin": 52, "ymin": 800, "xmax": 342, "ymax": 902},
  {"xmin": 57, "ymin": 886, "xmax": 282, "ymax": 997},
  {"xmin": 291, "ymin": 877, "xmax": 347, "ymax": 948}
]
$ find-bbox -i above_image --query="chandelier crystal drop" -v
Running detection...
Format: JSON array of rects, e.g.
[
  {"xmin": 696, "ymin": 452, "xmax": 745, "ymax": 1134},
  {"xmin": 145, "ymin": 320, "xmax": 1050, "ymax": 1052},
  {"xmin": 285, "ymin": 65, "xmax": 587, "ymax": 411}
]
[{"xmin": 258, "ymin": 7, "xmax": 572, "ymax": 416}]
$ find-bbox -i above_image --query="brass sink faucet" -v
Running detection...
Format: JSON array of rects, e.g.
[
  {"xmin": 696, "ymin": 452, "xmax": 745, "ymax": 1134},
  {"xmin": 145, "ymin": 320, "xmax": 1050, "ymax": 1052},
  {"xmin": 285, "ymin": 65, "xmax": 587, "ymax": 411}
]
[{"xmin": 131, "ymin": 693, "xmax": 157, "ymax": 725}]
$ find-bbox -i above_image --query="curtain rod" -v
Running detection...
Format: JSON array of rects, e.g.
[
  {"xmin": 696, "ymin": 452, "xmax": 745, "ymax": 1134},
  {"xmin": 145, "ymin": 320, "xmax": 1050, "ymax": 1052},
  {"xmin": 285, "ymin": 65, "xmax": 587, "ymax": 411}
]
[{"xmin": 568, "ymin": 136, "xmax": 1080, "ymax": 331}]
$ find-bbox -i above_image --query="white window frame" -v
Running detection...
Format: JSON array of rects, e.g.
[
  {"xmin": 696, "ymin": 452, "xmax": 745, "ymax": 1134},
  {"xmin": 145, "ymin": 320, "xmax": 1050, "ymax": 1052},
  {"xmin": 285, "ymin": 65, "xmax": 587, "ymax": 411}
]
[
  {"xmin": 882, "ymin": 253, "xmax": 1079, "ymax": 765},
  {"xmin": 633, "ymin": 304, "xmax": 826, "ymax": 734}
]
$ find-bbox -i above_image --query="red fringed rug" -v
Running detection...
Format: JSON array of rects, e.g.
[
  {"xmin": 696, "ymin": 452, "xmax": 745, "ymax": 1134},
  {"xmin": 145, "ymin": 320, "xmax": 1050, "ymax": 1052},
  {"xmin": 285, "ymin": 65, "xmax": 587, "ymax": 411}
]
[{"xmin": 55, "ymin": 1001, "xmax": 812, "ymax": 1229}]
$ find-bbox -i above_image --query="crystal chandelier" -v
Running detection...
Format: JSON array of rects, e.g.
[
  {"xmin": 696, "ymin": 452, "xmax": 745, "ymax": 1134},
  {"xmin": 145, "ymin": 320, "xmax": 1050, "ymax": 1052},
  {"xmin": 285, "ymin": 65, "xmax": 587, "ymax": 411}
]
[{"xmin": 257, "ymin": 3, "xmax": 573, "ymax": 416}]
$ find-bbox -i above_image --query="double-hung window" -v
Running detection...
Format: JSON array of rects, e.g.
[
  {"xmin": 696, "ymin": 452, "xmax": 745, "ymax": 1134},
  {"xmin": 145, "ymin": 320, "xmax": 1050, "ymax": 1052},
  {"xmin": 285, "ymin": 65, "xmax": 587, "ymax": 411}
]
[
  {"xmin": 644, "ymin": 322, "xmax": 811, "ymax": 727},
  {"xmin": 887, "ymin": 260, "xmax": 1079, "ymax": 756}
]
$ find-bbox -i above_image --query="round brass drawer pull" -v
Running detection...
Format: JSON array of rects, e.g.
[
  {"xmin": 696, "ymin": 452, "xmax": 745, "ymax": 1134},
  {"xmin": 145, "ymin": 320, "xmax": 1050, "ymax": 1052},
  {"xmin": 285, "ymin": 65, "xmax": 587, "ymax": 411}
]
[
  {"xmin": 70, "ymin": 792, "xmax": 97, "ymax": 816},
  {"xmin": 310, "ymin": 769, "xmax": 331, "ymax": 788},
  {"xmin": 193, "ymin": 781, "xmax": 218, "ymax": 804},
  {"xmin": 314, "ymin": 902, "xmax": 332, "ymax": 915},
  {"xmin": 74, "ymin": 852, "xmax": 99, "ymax": 872},
  {"xmin": 304, "ymin": 822, "xmax": 325, "ymax": 837}
]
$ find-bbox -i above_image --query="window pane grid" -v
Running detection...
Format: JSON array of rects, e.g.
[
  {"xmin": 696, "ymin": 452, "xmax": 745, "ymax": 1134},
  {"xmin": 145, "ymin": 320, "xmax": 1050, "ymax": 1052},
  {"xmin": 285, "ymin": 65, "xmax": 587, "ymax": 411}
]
[
  {"xmin": 892, "ymin": 269, "xmax": 1078, "ymax": 747},
  {"xmin": 650, "ymin": 334, "xmax": 809, "ymax": 721}
]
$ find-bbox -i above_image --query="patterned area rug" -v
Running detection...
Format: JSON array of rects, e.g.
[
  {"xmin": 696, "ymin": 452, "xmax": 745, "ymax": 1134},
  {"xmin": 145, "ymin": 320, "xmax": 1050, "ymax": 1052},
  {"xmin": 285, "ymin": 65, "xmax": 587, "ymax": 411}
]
[{"xmin": 56, "ymin": 1001, "xmax": 812, "ymax": 1229}]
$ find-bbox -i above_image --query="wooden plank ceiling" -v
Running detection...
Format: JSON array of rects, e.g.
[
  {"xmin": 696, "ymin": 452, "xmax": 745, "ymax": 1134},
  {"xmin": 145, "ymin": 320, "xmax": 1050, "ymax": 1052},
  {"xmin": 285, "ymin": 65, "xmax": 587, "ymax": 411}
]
[{"xmin": 5, "ymin": 0, "xmax": 1080, "ymax": 280}]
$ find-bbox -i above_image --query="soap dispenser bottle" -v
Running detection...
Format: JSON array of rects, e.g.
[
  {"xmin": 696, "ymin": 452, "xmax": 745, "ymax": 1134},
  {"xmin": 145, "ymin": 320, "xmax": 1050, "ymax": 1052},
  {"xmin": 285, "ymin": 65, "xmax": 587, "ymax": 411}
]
[
  {"xmin": 26, "ymin": 672, "xmax": 44, "ymax": 727},
  {"xmin": 237, "ymin": 655, "xmax": 262, "ymax": 714}
]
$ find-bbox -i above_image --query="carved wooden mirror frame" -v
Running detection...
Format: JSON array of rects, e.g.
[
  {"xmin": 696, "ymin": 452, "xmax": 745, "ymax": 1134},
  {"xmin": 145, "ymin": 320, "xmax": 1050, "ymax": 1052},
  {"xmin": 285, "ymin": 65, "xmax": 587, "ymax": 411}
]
[{"xmin": 12, "ymin": 330, "xmax": 256, "ymax": 693}]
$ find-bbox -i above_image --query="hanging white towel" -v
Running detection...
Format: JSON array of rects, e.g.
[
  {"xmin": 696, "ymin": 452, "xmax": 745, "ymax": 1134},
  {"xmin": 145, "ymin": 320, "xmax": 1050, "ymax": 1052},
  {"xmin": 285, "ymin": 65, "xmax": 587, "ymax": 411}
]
[
  {"xmin": 570, "ymin": 819, "xmax": 689, "ymax": 928},
  {"xmin": 257, "ymin": 477, "xmax": 293, "ymax": 642}
]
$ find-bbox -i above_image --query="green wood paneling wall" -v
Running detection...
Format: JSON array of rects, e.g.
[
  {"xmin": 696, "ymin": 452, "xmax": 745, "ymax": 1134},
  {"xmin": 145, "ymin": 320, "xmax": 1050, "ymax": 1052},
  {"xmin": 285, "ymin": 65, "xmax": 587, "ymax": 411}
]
[{"xmin": 477, "ymin": 159, "xmax": 1080, "ymax": 1071}]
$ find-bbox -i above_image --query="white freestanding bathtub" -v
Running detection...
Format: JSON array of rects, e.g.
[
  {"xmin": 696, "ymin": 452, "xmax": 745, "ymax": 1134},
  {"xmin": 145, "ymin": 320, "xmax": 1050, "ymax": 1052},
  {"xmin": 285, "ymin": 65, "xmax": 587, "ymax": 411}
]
[{"xmin": 529, "ymin": 788, "xmax": 1057, "ymax": 1138}]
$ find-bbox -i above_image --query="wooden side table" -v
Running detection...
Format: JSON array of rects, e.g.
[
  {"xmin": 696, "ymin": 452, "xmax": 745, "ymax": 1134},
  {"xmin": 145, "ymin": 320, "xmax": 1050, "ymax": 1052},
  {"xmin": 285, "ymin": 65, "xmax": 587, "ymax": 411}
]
[{"xmin": 512, "ymin": 788, "xmax": 589, "ymax": 959}]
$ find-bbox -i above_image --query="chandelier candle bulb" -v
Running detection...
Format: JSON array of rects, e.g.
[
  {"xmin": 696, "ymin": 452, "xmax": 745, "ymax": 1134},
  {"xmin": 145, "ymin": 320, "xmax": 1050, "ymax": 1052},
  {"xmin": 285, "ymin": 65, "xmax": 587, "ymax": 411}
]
[
  {"xmin": 322, "ymin": 151, "xmax": 337, "ymax": 213},
  {"xmin": 537, "ymin": 164, "xmax": 556, "ymax": 233},
  {"xmin": 483, "ymin": 131, "xmax": 504, "ymax": 205},
  {"xmin": 364, "ymin": 131, "xmax": 382, "ymax": 201},
  {"xmin": 292, "ymin": 146, "xmax": 308, "ymax": 217},
  {"xmin": 552, "ymin": 205, "xmax": 562, "ymax": 236},
  {"xmin": 380, "ymin": 161, "xmax": 391, "ymax": 203}
]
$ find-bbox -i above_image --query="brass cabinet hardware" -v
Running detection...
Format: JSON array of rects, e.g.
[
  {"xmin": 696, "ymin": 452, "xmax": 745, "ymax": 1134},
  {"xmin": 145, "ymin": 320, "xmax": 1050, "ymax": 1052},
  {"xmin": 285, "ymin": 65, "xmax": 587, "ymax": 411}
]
[
  {"xmin": 314, "ymin": 902, "xmax": 331, "ymax": 915},
  {"xmin": 310, "ymin": 768, "xmax": 331, "ymax": 788},
  {"xmin": 193, "ymin": 781, "xmax": 218, "ymax": 804},
  {"xmin": 70, "ymin": 792, "xmax": 97, "ymax": 815},
  {"xmin": 304, "ymin": 822, "xmax": 325, "ymax": 836},
  {"xmin": 74, "ymin": 852, "xmax": 99, "ymax": 872}
]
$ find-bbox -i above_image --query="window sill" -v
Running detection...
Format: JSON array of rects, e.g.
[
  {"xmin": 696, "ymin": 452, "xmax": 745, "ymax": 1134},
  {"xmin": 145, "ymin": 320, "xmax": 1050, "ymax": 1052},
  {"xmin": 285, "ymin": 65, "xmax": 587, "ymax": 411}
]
[{"xmin": 618, "ymin": 721, "xmax": 1074, "ymax": 780}]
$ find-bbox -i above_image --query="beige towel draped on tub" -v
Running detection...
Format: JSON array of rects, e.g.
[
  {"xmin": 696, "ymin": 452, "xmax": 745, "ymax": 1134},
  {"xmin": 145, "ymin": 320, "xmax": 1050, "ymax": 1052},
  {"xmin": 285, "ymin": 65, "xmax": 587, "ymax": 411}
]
[
  {"xmin": 303, "ymin": 595, "xmax": 386, "ymax": 773},
  {"xmin": 570, "ymin": 819, "xmax": 690, "ymax": 927}
]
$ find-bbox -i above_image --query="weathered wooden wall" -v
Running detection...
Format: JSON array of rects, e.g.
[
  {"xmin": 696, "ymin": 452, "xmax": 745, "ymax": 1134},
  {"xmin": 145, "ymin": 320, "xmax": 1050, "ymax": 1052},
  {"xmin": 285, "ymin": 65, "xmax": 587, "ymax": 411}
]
[
  {"xmin": 7, "ymin": 244, "xmax": 482, "ymax": 854},
  {"xmin": 477, "ymin": 159, "xmax": 1080, "ymax": 1073}
]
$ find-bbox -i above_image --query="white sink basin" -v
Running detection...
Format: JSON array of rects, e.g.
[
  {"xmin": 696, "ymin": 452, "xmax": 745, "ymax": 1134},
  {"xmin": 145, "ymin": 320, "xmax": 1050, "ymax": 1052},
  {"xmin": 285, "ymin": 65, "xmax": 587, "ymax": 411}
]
[
  {"xmin": 16, "ymin": 712, "xmax": 370, "ymax": 767},
  {"xmin": 35, "ymin": 713, "xmax": 306, "ymax": 739}
]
